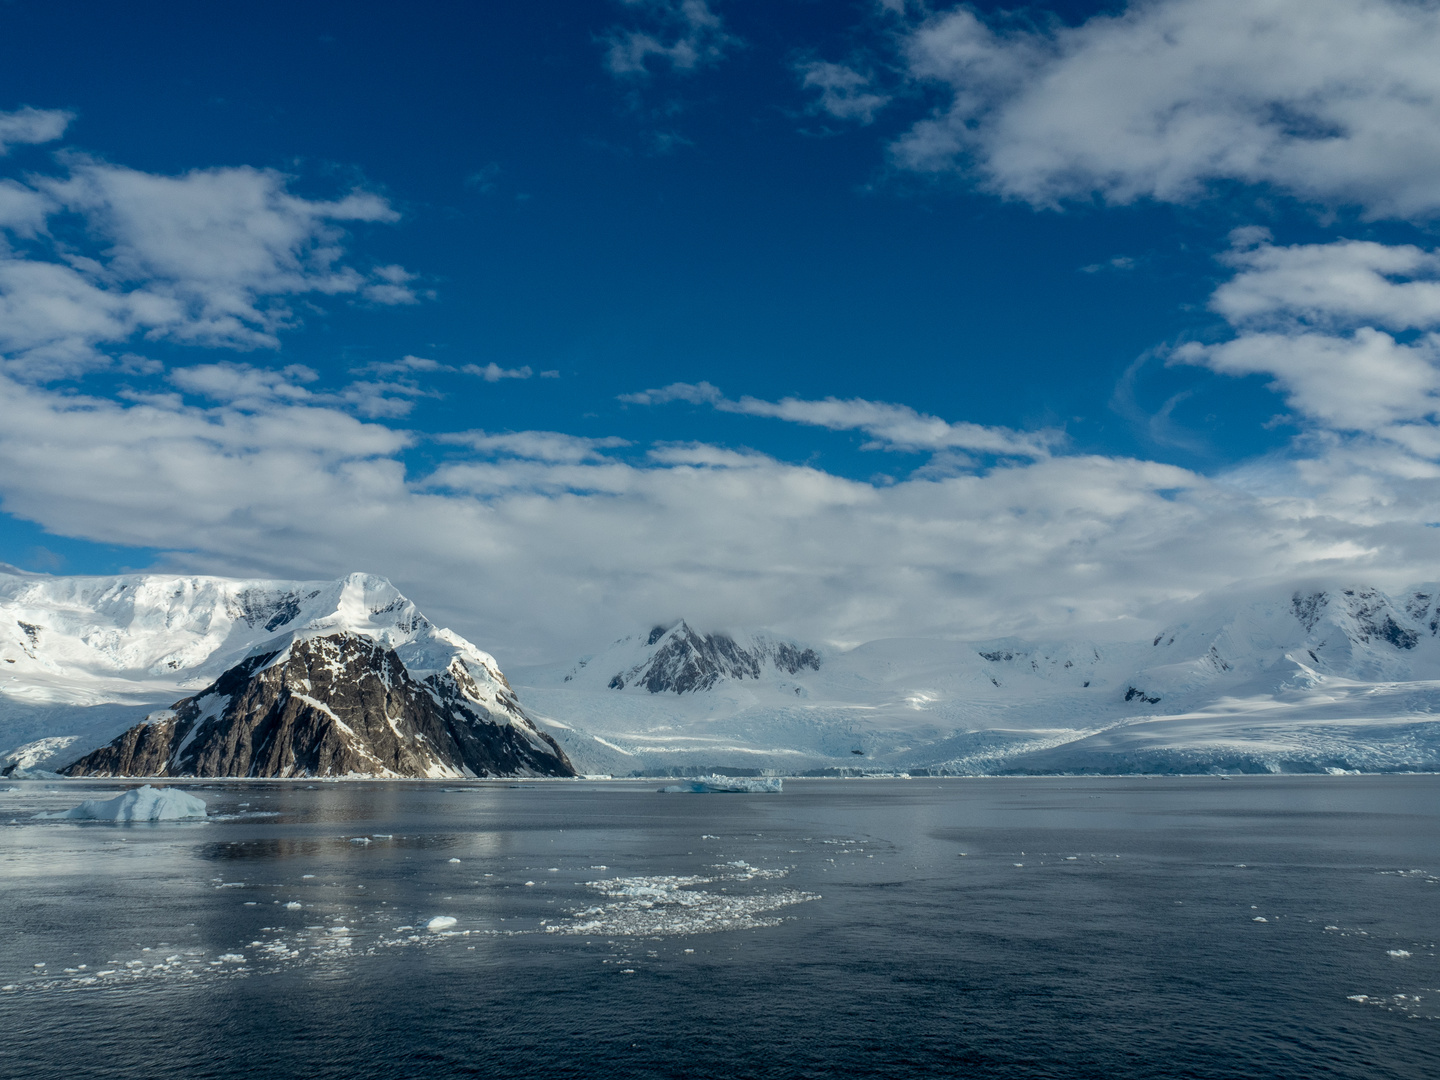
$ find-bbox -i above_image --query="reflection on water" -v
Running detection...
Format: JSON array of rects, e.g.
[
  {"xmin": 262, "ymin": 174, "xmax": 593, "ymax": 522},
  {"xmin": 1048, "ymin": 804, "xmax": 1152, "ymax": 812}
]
[{"xmin": 2, "ymin": 776, "xmax": 1438, "ymax": 1080}]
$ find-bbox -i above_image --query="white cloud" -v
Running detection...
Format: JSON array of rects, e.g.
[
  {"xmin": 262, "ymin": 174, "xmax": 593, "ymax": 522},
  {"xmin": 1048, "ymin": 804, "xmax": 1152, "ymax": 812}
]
[
  {"xmin": 603, "ymin": 0, "xmax": 735, "ymax": 77},
  {"xmin": 0, "ymin": 157, "xmax": 413, "ymax": 378},
  {"xmin": 890, "ymin": 0, "xmax": 1440, "ymax": 217},
  {"xmin": 622, "ymin": 381, "xmax": 1060, "ymax": 456},
  {"xmin": 170, "ymin": 361, "xmax": 431, "ymax": 420},
  {"xmin": 464, "ymin": 362, "xmax": 533, "ymax": 382},
  {"xmin": 443, "ymin": 430, "xmax": 631, "ymax": 463},
  {"xmin": 617, "ymin": 380, "xmax": 722, "ymax": 405},
  {"xmin": 1175, "ymin": 235, "xmax": 1440, "ymax": 439},
  {"xmin": 355, "ymin": 354, "xmax": 450, "ymax": 377},
  {"xmin": 0, "ymin": 107, "xmax": 72, "ymax": 155},
  {"xmin": 8, "ymin": 367, "xmax": 1434, "ymax": 663},
  {"xmin": 797, "ymin": 61, "xmax": 892, "ymax": 125},
  {"xmin": 1210, "ymin": 236, "xmax": 1440, "ymax": 330}
]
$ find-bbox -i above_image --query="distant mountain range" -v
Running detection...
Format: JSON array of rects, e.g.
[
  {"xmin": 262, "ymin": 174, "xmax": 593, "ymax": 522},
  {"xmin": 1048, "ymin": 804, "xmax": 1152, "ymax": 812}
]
[
  {"xmin": 4, "ymin": 570, "xmax": 1440, "ymax": 776},
  {"xmin": 512, "ymin": 586, "xmax": 1440, "ymax": 776}
]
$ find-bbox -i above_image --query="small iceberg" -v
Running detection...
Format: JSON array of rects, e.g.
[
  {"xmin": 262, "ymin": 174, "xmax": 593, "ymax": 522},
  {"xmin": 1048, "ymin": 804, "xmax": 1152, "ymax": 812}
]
[
  {"xmin": 659, "ymin": 776, "xmax": 782, "ymax": 794},
  {"xmin": 52, "ymin": 785, "xmax": 207, "ymax": 821},
  {"xmin": 426, "ymin": 916, "xmax": 457, "ymax": 931}
]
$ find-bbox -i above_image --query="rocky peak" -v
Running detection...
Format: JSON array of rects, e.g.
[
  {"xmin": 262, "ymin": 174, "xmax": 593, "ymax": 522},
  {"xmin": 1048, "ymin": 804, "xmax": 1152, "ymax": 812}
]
[
  {"xmin": 606, "ymin": 620, "xmax": 821, "ymax": 694},
  {"xmin": 64, "ymin": 631, "xmax": 574, "ymax": 779}
]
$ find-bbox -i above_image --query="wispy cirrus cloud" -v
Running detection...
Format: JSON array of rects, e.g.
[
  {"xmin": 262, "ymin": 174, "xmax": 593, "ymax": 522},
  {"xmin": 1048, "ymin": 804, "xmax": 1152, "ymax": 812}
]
[
  {"xmin": 797, "ymin": 61, "xmax": 892, "ymax": 125},
  {"xmin": 620, "ymin": 380, "xmax": 1060, "ymax": 457},
  {"xmin": 602, "ymin": 0, "xmax": 736, "ymax": 77}
]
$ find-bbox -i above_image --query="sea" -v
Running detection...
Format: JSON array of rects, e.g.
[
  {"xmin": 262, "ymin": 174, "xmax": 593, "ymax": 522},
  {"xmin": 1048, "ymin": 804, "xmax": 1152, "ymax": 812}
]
[{"xmin": 1, "ymin": 776, "xmax": 1436, "ymax": 1079}]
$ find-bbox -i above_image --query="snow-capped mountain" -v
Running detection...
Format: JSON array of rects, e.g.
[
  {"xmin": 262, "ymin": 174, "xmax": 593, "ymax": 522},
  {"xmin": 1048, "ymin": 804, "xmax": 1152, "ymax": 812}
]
[
  {"xmin": 513, "ymin": 586, "xmax": 1440, "ymax": 776},
  {"xmin": 564, "ymin": 620, "xmax": 822, "ymax": 694},
  {"xmin": 10, "ymin": 572, "xmax": 1440, "ymax": 776},
  {"xmin": 0, "ymin": 570, "xmax": 571, "ymax": 777}
]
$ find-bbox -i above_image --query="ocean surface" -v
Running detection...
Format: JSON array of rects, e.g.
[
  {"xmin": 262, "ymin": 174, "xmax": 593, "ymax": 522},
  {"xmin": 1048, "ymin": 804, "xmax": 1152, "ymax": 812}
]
[{"xmin": 1, "ymin": 776, "xmax": 1436, "ymax": 1079}]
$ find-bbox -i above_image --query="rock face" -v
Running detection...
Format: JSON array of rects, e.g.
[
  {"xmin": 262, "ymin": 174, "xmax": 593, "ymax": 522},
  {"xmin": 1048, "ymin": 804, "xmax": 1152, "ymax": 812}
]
[
  {"xmin": 64, "ymin": 632, "xmax": 573, "ymax": 779},
  {"xmin": 601, "ymin": 620, "xmax": 821, "ymax": 694}
]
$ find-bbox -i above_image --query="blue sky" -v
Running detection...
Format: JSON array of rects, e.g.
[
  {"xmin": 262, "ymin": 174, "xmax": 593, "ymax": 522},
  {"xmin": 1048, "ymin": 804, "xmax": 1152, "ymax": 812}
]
[{"xmin": 3, "ymin": 0, "xmax": 1440, "ymax": 660}]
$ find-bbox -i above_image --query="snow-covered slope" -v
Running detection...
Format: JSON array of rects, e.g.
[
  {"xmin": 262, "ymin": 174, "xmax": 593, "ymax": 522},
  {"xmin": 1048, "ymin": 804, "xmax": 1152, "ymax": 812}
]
[
  {"xmin": 11, "ymin": 572, "xmax": 1440, "ymax": 776},
  {"xmin": 514, "ymin": 586, "xmax": 1440, "ymax": 776},
  {"xmin": 0, "ymin": 570, "xmax": 569, "ymax": 776}
]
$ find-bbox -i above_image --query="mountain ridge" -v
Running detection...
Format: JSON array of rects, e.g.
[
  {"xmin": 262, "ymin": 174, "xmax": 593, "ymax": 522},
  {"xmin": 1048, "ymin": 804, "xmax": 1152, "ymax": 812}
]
[{"xmin": 0, "ymin": 570, "xmax": 572, "ymax": 777}]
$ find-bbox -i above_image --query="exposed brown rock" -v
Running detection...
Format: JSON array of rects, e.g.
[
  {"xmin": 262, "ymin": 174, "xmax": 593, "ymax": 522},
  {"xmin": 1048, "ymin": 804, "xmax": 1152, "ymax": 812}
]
[{"xmin": 63, "ymin": 633, "xmax": 573, "ymax": 779}]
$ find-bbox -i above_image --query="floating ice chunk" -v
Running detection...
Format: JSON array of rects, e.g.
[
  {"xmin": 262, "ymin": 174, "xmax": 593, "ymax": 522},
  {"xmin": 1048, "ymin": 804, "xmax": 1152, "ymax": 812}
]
[
  {"xmin": 448, "ymin": 858, "xmax": 461, "ymax": 863},
  {"xmin": 524, "ymin": 881, "xmax": 535, "ymax": 886},
  {"xmin": 659, "ymin": 776, "xmax": 782, "ymax": 794},
  {"xmin": 217, "ymin": 954, "xmax": 245, "ymax": 963},
  {"xmin": 53, "ymin": 785, "xmax": 206, "ymax": 821},
  {"xmin": 426, "ymin": 916, "xmax": 457, "ymax": 931},
  {"xmin": 1252, "ymin": 916, "xmax": 1268, "ymax": 922},
  {"xmin": 285, "ymin": 902, "xmax": 302, "ymax": 910},
  {"xmin": 350, "ymin": 837, "xmax": 371, "ymax": 845},
  {"xmin": 1388, "ymin": 949, "xmax": 1412, "ymax": 958}
]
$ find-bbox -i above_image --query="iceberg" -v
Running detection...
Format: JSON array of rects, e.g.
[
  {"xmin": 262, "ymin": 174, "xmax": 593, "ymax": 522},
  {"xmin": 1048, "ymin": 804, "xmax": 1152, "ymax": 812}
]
[
  {"xmin": 56, "ymin": 785, "xmax": 207, "ymax": 821},
  {"xmin": 659, "ymin": 776, "xmax": 782, "ymax": 794}
]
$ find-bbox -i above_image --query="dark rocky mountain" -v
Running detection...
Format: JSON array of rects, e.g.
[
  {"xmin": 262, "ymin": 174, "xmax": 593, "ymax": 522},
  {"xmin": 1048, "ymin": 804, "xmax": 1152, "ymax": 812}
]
[
  {"xmin": 603, "ymin": 620, "xmax": 821, "ymax": 694},
  {"xmin": 64, "ymin": 632, "xmax": 574, "ymax": 779}
]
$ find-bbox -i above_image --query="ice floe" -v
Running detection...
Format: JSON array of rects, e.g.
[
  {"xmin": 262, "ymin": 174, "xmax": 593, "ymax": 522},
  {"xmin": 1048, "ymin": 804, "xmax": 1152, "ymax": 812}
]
[
  {"xmin": 545, "ymin": 860, "xmax": 817, "ymax": 937},
  {"xmin": 426, "ymin": 916, "xmax": 458, "ymax": 931}
]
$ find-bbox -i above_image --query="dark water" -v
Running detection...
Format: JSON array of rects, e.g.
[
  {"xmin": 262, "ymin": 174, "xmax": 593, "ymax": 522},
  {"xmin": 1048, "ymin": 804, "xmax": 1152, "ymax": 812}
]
[{"xmin": 1, "ymin": 776, "xmax": 1436, "ymax": 1080}]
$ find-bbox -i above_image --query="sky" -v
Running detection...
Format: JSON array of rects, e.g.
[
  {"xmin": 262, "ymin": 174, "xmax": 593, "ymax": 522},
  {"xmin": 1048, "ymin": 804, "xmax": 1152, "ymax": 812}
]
[{"xmin": 3, "ymin": 0, "xmax": 1440, "ymax": 663}]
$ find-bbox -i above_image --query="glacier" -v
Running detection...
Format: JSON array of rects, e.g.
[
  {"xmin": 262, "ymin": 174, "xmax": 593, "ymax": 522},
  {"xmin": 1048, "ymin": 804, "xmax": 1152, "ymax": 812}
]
[{"xmin": 513, "ymin": 586, "xmax": 1440, "ymax": 776}]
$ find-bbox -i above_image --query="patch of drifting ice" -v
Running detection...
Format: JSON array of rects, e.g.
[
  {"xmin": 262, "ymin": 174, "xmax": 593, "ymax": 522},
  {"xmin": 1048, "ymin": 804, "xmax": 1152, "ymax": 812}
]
[
  {"xmin": 426, "ymin": 916, "xmax": 457, "ymax": 931},
  {"xmin": 658, "ymin": 776, "xmax": 782, "ymax": 794},
  {"xmin": 546, "ymin": 864, "xmax": 818, "ymax": 937},
  {"xmin": 50, "ymin": 785, "xmax": 206, "ymax": 821},
  {"xmin": 1388, "ymin": 949, "xmax": 1412, "ymax": 958}
]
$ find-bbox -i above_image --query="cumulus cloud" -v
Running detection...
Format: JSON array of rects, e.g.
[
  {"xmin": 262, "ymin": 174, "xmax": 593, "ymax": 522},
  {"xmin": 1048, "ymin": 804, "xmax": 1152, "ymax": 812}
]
[
  {"xmin": 1210, "ymin": 234, "xmax": 1440, "ymax": 330},
  {"xmin": 1175, "ymin": 234, "xmax": 1440, "ymax": 441},
  {"xmin": 889, "ymin": 0, "xmax": 1440, "ymax": 217},
  {"xmin": 622, "ymin": 381, "xmax": 1060, "ymax": 456},
  {"xmin": 0, "ymin": 158, "xmax": 412, "ymax": 378},
  {"xmin": 0, "ymin": 107, "xmax": 72, "ymax": 155},
  {"xmin": 464, "ymin": 362, "xmax": 534, "ymax": 382},
  {"xmin": 603, "ymin": 0, "xmax": 736, "ymax": 77},
  {"xmin": 7, "ymin": 366, "xmax": 1435, "ymax": 662},
  {"xmin": 797, "ymin": 61, "xmax": 892, "ymax": 125}
]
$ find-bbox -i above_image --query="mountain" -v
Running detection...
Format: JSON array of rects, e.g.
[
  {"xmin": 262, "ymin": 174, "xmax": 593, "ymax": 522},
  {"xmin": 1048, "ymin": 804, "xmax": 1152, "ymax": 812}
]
[
  {"xmin": 511, "ymin": 586, "xmax": 1440, "ymax": 776},
  {"xmin": 567, "ymin": 621, "xmax": 822, "ymax": 694},
  {"xmin": 10, "ymin": 572, "xmax": 1440, "ymax": 777},
  {"xmin": 1, "ymin": 571, "xmax": 572, "ymax": 778}
]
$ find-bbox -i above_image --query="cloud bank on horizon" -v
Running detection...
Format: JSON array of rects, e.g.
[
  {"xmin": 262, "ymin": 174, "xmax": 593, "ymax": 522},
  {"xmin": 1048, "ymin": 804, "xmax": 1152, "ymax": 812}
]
[{"xmin": 3, "ymin": 0, "xmax": 1440, "ymax": 662}]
